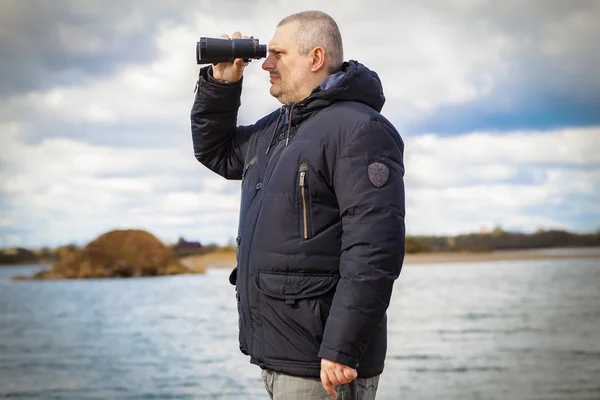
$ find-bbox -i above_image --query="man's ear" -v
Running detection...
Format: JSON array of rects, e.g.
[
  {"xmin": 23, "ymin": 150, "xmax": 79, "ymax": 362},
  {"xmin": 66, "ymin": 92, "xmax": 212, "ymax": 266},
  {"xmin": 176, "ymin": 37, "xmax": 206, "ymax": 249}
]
[{"xmin": 310, "ymin": 46, "xmax": 326, "ymax": 72}]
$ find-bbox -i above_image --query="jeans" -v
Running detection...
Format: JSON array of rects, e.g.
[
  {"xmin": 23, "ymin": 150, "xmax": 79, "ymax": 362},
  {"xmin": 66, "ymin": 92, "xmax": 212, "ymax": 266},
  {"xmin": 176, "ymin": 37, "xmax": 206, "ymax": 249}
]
[{"xmin": 261, "ymin": 369, "xmax": 380, "ymax": 400}]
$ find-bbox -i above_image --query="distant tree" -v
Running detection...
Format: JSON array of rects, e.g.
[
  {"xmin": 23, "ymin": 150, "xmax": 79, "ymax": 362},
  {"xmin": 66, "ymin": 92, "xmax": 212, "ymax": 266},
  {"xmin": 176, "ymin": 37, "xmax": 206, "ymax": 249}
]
[
  {"xmin": 405, "ymin": 237, "xmax": 433, "ymax": 254},
  {"xmin": 492, "ymin": 225, "xmax": 505, "ymax": 237}
]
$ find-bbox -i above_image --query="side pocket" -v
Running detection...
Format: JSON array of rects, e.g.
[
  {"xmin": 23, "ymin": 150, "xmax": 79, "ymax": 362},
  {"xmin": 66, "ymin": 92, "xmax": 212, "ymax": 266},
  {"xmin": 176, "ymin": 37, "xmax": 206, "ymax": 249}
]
[
  {"xmin": 229, "ymin": 266, "xmax": 237, "ymax": 286},
  {"xmin": 231, "ymin": 265, "xmax": 248, "ymax": 354},
  {"xmin": 235, "ymin": 289, "xmax": 249, "ymax": 355},
  {"xmin": 255, "ymin": 272, "xmax": 339, "ymax": 361}
]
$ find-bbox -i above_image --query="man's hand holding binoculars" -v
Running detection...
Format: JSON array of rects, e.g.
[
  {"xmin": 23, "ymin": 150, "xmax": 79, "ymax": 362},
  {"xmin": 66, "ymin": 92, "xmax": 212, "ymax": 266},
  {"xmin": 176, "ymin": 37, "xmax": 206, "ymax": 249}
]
[{"xmin": 212, "ymin": 31, "xmax": 248, "ymax": 83}]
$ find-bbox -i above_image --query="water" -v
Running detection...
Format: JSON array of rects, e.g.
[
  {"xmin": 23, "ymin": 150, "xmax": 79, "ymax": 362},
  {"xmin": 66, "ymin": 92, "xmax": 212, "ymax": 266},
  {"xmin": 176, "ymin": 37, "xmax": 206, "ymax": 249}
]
[{"xmin": 1, "ymin": 258, "xmax": 599, "ymax": 399}]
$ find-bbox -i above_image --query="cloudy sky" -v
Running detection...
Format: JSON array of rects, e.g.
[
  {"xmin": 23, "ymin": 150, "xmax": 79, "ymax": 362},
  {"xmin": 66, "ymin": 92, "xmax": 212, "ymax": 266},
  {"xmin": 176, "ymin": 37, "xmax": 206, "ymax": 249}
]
[{"xmin": 1, "ymin": 0, "xmax": 599, "ymax": 248}]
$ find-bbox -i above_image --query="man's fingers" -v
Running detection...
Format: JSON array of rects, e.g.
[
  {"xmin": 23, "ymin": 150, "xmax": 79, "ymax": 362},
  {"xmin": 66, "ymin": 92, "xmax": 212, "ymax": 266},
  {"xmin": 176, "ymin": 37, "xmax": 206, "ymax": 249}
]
[
  {"xmin": 342, "ymin": 367, "xmax": 358, "ymax": 382},
  {"xmin": 220, "ymin": 33, "xmax": 229, "ymax": 39},
  {"xmin": 333, "ymin": 368, "xmax": 348, "ymax": 385},
  {"xmin": 327, "ymin": 369, "xmax": 342, "ymax": 387},
  {"xmin": 320, "ymin": 370, "xmax": 337, "ymax": 398},
  {"xmin": 228, "ymin": 32, "xmax": 246, "ymax": 68}
]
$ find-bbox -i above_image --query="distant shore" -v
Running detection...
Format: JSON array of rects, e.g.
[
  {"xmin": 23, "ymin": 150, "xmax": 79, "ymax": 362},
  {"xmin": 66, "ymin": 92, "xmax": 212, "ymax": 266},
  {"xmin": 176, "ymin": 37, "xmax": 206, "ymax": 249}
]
[
  {"xmin": 4, "ymin": 249, "xmax": 598, "ymax": 271},
  {"xmin": 180, "ymin": 248, "xmax": 600, "ymax": 271}
]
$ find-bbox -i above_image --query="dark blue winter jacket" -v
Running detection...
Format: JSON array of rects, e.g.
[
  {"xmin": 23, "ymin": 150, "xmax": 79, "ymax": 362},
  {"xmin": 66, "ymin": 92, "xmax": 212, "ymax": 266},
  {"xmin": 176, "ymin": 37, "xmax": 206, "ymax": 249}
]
[{"xmin": 191, "ymin": 60, "xmax": 405, "ymax": 378}]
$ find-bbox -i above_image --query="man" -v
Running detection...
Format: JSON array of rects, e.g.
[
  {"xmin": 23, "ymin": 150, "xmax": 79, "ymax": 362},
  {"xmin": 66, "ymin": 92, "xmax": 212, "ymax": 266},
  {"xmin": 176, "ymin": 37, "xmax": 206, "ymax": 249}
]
[{"xmin": 191, "ymin": 10, "xmax": 405, "ymax": 399}]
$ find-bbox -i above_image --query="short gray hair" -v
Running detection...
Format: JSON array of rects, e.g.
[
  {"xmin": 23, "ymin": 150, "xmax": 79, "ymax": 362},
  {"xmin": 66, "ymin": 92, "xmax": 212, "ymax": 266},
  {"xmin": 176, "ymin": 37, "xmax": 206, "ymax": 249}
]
[{"xmin": 277, "ymin": 10, "xmax": 344, "ymax": 73}]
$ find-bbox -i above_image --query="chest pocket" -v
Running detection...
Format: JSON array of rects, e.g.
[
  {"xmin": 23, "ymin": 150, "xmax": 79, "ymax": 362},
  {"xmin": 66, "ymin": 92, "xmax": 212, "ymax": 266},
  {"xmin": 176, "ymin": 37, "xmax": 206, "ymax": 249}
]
[
  {"xmin": 297, "ymin": 161, "xmax": 337, "ymax": 240},
  {"xmin": 298, "ymin": 162, "xmax": 311, "ymax": 239}
]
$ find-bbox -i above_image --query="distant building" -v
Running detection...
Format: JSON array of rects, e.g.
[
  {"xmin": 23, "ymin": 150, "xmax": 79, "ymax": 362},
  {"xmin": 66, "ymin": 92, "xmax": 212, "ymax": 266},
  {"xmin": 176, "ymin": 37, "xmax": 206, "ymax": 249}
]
[
  {"xmin": 446, "ymin": 237, "xmax": 456, "ymax": 248},
  {"xmin": 0, "ymin": 247, "xmax": 37, "ymax": 264},
  {"xmin": 174, "ymin": 237, "xmax": 202, "ymax": 250}
]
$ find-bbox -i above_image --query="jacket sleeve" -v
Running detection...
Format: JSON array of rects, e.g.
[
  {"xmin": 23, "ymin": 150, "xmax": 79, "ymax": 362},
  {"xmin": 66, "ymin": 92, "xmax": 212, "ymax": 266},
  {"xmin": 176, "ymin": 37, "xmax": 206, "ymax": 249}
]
[
  {"xmin": 190, "ymin": 66, "xmax": 256, "ymax": 180},
  {"xmin": 318, "ymin": 118, "xmax": 406, "ymax": 368}
]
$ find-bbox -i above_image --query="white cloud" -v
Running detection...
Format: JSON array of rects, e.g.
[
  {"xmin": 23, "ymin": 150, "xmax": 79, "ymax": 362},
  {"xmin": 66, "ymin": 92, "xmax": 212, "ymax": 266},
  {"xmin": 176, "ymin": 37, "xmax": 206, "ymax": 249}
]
[
  {"xmin": 159, "ymin": 191, "xmax": 239, "ymax": 215},
  {"xmin": 0, "ymin": 235, "xmax": 21, "ymax": 248},
  {"xmin": 403, "ymin": 127, "xmax": 600, "ymax": 235},
  {"xmin": 0, "ymin": 122, "xmax": 242, "ymax": 246},
  {"xmin": 407, "ymin": 128, "xmax": 600, "ymax": 181},
  {"xmin": 1, "ymin": 123, "xmax": 598, "ymax": 247}
]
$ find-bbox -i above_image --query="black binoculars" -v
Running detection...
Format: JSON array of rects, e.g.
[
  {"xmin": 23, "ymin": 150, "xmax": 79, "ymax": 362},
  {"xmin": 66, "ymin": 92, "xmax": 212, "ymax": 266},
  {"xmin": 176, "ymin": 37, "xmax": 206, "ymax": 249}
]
[{"xmin": 196, "ymin": 37, "xmax": 267, "ymax": 64}]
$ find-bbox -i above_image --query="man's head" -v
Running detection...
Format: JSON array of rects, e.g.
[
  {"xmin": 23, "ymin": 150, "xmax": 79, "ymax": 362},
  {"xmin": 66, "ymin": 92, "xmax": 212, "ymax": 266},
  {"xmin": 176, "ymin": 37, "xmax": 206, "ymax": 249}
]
[{"xmin": 262, "ymin": 11, "xmax": 344, "ymax": 105}]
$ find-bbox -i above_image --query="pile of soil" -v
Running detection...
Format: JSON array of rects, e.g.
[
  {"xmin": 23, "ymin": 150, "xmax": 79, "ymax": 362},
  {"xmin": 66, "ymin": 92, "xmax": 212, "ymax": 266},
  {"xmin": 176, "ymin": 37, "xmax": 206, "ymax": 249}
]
[{"xmin": 25, "ymin": 229, "xmax": 202, "ymax": 280}]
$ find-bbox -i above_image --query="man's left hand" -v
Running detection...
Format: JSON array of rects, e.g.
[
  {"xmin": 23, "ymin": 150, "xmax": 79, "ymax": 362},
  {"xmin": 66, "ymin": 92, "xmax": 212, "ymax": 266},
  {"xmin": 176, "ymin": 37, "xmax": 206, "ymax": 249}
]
[{"xmin": 320, "ymin": 358, "xmax": 358, "ymax": 398}]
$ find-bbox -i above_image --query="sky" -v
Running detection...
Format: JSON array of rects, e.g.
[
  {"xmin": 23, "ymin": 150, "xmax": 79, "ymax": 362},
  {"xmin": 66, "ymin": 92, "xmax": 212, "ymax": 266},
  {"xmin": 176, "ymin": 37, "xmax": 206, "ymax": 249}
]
[{"xmin": 1, "ymin": 0, "xmax": 599, "ymax": 248}]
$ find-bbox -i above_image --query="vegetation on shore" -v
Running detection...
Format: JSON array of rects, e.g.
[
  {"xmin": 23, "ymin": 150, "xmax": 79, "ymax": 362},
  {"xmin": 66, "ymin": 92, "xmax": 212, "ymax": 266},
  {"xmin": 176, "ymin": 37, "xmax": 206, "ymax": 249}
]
[
  {"xmin": 406, "ymin": 227, "xmax": 600, "ymax": 254},
  {"xmin": 2, "ymin": 227, "xmax": 599, "ymax": 267}
]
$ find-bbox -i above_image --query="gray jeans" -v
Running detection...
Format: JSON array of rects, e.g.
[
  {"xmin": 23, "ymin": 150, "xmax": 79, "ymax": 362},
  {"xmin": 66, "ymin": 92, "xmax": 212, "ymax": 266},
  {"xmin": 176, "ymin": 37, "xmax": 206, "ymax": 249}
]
[{"xmin": 261, "ymin": 369, "xmax": 379, "ymax": 400}]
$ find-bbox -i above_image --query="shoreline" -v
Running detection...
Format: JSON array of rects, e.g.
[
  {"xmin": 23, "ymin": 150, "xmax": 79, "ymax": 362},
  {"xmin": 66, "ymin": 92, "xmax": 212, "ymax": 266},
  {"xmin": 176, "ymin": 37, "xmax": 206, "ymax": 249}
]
[
  {"xmin": 5, "ymin": 249, "xmax": 597, "ymax": 270},
  {"xmin": 180, "ymin": 249, "xmax": 600, "ymax": 270},
  {"xmin": 403, "ymin": 250, "xmax": 600, "ymax": 265}
]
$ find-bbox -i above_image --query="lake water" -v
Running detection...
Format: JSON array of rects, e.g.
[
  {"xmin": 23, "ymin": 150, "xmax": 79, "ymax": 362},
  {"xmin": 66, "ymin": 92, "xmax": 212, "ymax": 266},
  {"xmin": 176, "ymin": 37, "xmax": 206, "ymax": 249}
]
[{"xmin": 1, "ymin": 257, "xmax": 599, "ymax": 399}]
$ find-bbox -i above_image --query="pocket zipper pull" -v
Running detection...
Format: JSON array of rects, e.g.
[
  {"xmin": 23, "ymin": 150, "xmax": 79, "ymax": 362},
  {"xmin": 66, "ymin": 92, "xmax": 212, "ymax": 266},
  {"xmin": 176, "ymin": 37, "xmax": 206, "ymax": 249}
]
[{"xmin": 298, "ymin": 162, "xmax": 308, "ymax": 186}]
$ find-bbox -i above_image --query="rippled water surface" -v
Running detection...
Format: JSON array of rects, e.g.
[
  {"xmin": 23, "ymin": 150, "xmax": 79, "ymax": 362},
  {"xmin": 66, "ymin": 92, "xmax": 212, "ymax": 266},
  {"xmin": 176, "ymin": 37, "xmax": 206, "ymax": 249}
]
[{"xmin": 1, "ymin": 257, "xmax": 599, "ymax": 399}]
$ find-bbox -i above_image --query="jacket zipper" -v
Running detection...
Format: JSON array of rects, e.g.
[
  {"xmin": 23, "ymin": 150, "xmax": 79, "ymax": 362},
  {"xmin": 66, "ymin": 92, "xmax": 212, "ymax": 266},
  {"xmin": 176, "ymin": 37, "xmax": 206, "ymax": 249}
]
[
  {"xmin": 237, "ymin": 153, "xmax": 259, "ymax": 354},
  {"xmin": 242, "ymin": 134, "xmax": 288, "ymax": 353},
  {"xmin": 299, "ymin": 162, "xmax": 309, "ymax": 239}
]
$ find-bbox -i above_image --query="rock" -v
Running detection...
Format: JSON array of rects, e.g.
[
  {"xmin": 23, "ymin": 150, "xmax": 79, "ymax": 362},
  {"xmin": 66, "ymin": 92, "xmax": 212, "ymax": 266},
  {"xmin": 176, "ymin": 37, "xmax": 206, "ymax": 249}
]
[{"xmin": 18, "ymin": 229, "xmax": 204, "ymax": 280}]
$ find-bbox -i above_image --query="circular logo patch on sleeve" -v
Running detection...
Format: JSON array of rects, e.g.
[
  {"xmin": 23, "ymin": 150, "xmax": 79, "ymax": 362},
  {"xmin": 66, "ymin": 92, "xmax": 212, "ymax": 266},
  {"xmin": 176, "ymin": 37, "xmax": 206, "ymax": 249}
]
[{"xmin": 368, "ymin": 162, "xmax": 390, "ymax": 187}]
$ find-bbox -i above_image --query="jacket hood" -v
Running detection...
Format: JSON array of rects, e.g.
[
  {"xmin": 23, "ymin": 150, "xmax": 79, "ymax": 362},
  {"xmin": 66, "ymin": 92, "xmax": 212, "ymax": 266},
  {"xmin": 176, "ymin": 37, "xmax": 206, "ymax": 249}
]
[{"xmin": 288, "ymin": 60, "xmax": 386, "ymax": 124}]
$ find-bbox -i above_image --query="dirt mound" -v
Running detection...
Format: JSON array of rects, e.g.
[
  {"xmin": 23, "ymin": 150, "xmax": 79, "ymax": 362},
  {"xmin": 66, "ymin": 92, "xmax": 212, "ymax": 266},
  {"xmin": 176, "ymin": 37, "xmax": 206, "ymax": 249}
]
[{"xmin": 27, "ymin": 229, "xmax": 202, "ymax": 280}]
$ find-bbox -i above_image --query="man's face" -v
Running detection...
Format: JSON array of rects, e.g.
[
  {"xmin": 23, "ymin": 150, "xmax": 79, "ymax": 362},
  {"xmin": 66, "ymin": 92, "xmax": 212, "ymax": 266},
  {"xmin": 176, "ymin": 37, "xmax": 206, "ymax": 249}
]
[{"xmin": 262, "ymin": 21, "xmax": 312, "ymax": 105}]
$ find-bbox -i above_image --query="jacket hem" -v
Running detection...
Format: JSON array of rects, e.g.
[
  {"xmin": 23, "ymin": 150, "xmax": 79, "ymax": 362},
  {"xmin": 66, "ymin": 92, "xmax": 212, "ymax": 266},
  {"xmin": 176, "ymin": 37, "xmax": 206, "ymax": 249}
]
[{"xmin": 249, "ymin": 357, "xmax": 384, "ymax": 379}]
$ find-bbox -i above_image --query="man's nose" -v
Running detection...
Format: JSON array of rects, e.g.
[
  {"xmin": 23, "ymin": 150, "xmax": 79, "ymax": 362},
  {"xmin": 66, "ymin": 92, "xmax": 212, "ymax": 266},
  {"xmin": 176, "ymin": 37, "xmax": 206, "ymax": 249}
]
[{"xmin": 262, "ymin": 55, "xmax": 274, "ymax": 71}]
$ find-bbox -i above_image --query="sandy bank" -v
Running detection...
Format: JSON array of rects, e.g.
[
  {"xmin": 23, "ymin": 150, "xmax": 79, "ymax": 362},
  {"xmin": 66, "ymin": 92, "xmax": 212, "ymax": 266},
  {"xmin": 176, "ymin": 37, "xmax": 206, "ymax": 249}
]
[{"xmin": 181, "ymin": 249, "xmax": 599, "ymax": 270}]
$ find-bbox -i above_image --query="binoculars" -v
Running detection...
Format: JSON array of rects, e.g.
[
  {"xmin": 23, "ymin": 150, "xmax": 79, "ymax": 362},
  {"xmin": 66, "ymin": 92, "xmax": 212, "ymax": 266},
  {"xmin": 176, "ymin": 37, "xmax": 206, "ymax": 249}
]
[{"xmin": 196, "ymin": 37, "xmax": 267, "ymax": 64}]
